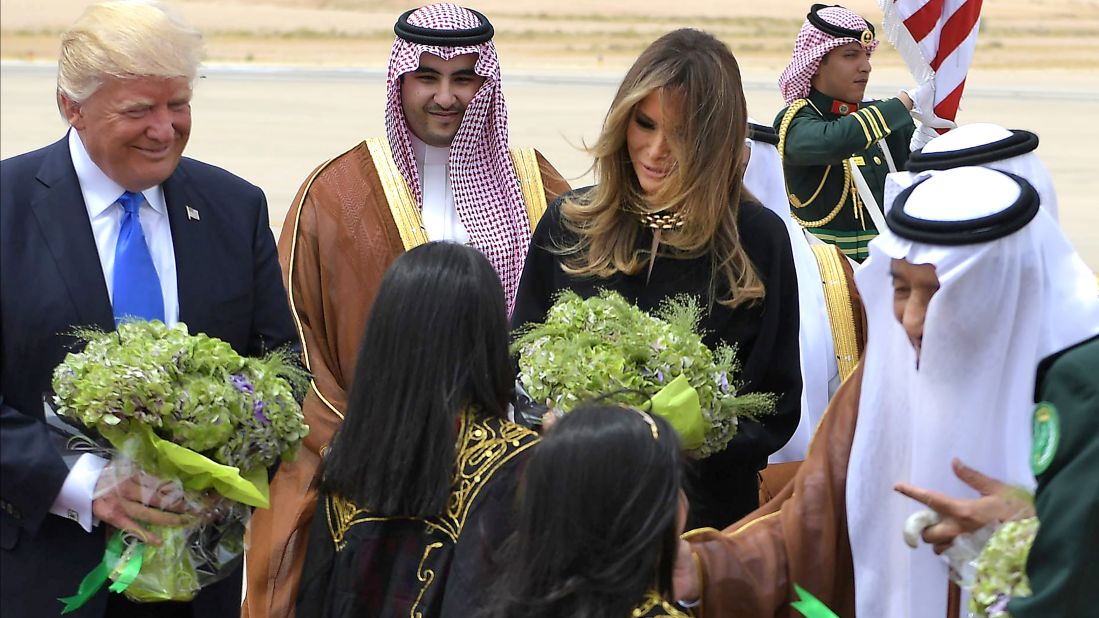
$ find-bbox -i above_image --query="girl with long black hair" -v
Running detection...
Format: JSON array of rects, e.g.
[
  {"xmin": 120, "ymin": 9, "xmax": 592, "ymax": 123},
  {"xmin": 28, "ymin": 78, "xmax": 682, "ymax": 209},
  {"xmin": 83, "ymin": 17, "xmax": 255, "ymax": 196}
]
[
  {"xmin": 482, "ymin": 404, "xmax": 690, "ymax": 618},
  {"xmin": 296, "ymin": 242, "xmax": 539, "ymax": 617}
]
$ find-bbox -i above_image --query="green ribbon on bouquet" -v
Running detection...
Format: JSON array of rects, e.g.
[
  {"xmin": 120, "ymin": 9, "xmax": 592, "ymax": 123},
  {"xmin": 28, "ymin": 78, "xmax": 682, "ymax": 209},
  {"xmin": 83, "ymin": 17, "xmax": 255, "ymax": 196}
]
[
  {"xmin": 645, "ymin": 374, "xmax": 708, "ymax": 450},
  {"xmin": 791, "ymin": 584, "xmax": 840, "ymax": 618},
  {"xmin": 59, "ymin": 529, "xmax": 145, "ymax": 614}
]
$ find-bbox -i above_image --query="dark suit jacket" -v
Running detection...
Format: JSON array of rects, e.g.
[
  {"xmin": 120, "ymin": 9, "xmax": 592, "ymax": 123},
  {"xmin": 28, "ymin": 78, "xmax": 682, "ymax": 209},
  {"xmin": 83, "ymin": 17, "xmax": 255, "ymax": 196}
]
[{"xmin": 0, "ymin": 135, "xmax": 298, "ymax": 617}]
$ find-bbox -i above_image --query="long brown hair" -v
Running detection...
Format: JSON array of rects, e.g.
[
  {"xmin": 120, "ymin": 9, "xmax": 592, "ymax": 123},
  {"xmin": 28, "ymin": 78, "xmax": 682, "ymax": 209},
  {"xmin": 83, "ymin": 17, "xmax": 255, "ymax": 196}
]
[{"xmin": 560, "ymin": 28, "xmax": 764, "ymax": 307}]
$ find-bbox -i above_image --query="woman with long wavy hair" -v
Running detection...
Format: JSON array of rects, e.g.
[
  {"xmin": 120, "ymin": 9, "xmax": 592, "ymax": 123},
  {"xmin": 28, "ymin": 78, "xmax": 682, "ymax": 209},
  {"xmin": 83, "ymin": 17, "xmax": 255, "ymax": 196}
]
[
  {"xmin": 481, "ymin": 404, "xmax": 690, "ymax": 618},
  {"xmin": 512, "ymin": 28, "xmax": 802, "ymax": 529},
  {"xmin": 297, "ymin": 242, "xmax": 539, "ymax": 617}
]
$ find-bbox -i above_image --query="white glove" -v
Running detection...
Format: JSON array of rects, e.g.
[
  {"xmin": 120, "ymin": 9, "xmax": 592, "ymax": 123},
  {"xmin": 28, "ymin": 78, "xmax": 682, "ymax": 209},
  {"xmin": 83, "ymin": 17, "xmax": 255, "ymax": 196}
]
[
  {"xmin": 910, "ymin": 123, "xmax": 942, "ymax": 152},
  {"xmin": 903, "ymin": 83, "xmax": 958, "ymax": 130}
]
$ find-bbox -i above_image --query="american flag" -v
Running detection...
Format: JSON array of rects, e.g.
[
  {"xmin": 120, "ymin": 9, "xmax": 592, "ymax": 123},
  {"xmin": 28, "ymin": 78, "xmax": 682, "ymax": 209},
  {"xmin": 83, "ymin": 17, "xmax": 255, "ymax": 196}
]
[{"xmin": 878, "ymin": 0, "xmax": 984, "ymax": 126}]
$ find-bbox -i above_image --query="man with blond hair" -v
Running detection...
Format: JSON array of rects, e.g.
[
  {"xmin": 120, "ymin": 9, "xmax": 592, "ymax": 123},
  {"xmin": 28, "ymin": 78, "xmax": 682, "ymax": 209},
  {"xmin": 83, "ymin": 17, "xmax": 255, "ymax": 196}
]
[{"xmin": 0, "ymin": 1, "xmax": 297, "ymax": 616}]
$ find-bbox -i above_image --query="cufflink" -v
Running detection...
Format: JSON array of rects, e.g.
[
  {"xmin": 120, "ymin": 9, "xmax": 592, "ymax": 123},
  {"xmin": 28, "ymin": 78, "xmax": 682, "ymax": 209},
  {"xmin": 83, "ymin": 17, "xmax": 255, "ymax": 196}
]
[{"xmin": 67, "ymin": 509, "xmax": 80, "ymax": 522}]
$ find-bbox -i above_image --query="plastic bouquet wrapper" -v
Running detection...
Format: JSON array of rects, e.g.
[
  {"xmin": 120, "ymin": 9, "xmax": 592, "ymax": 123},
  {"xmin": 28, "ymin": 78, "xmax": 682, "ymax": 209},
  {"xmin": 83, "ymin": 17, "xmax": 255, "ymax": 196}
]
[
  {"xmin": 49, "ymin": 321, "xmax": 308, "ymax": 612},
  {"xmin": 934, "ymin": 492, "xmax": 1037, "ymax": 618},
  {"xmin": 512, "ymin": 290, "xmax": 774, "ymax": 457}
]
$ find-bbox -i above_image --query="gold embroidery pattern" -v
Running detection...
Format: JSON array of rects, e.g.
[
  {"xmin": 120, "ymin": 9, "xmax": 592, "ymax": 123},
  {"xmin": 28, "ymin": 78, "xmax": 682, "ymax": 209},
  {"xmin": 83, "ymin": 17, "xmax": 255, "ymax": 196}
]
[
  {"xmin": 509, "ymin": 147, "xmax": 550, "ymax": 230},
  {"xmin": 365, "ymin": 137, "xmax": 429, "ymax": 251},
  {"xmin": 410, "ymin": 542, "xmax": 444, "ymax": 618},
  {"xmin": 325, "ymin": 413, "xmax": 538, "ymax": 548},
  {"xmin": 442, "ymin": 412, "xmax": 539, "ymax": 541},
  {"xmin": 812, "ymin": 243, "xmax": 861, "ymax": 381},
  {"xmin": 631, "ymin": 590, "xmax": 691, "ymax": 617}
]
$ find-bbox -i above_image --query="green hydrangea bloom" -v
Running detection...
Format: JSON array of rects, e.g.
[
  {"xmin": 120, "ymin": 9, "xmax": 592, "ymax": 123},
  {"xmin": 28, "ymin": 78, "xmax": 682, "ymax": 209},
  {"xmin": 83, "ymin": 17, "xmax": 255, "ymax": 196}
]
[{"xmin": 513, "ymin": 290, "xmax": 774, "ymax": 457}]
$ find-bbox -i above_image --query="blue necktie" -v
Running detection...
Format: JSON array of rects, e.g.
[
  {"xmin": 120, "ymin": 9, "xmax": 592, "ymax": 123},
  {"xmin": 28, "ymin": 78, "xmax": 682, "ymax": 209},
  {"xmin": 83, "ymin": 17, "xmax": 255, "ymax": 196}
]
[{"xmin": 112, "ymin": 191, "xmax": 164, "ymax": 325}]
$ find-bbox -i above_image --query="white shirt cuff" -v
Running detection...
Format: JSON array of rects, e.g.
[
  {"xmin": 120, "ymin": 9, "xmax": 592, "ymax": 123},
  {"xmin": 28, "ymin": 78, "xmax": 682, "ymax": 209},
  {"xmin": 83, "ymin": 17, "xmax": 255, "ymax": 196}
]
[{"xmin": 49, "ymin": 453, "xmax": 108, "ymax": 532}]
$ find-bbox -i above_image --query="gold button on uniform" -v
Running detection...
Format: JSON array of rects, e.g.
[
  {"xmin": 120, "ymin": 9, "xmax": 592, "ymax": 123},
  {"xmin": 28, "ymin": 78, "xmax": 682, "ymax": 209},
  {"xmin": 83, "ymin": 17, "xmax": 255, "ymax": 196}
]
[{"xmin": 873, "ymin": 156, "xmax": 882, "ymax": 165}]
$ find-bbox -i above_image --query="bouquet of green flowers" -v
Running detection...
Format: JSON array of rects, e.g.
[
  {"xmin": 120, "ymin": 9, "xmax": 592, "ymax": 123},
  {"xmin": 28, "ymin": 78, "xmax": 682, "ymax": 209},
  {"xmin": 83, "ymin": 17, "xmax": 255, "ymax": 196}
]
[
  {"xmin": 513, "ymin": 290, "xmax": 774, "ymax": 458},
  {"xmin": 51, "ymin": 321, "xmax": 308, "ymax": 612},
  {"xmin": 968, "ymin": 516, "xmax": 1038, "ymax": 618}
]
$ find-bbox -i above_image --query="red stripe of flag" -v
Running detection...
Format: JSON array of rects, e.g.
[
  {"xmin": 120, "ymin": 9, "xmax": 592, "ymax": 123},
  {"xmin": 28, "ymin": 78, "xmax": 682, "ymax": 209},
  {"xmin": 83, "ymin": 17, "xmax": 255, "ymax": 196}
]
[
  {"xmin": 933, "ymin": 77, "xmax": 967, "ymax": 124},
  {"xmin": 902, "ymin": 0, "xmax": 944, "ymax": 42},
  {"xmin": 931, "ymin": 0, "xmax": 983, "ymax": 70}
]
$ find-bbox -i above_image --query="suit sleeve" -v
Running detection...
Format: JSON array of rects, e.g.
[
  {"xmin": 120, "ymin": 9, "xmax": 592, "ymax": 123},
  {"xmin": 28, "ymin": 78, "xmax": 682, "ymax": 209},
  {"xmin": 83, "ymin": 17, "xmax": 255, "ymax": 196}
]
[
  {"xmin": 0, "ymin": 394, "xmax": 70, "ymax": 537},
  {"xmin": 780, "ymin": 98, "xmax": 914, "ymax": 167},
  {"xmin": 247, "ymin": 190, "xmax": 299, "ymax": 359},
  {"xmin": 685, "ymin": 364, "xmax": 863, "ymax": 618}
]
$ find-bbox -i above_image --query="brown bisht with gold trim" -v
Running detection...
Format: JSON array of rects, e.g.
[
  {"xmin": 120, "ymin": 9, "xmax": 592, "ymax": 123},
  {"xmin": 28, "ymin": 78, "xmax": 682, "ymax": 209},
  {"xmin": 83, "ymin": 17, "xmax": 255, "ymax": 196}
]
[
  {"xmin": 684, "ymin": 364, "xmax": 864, "ymax": 618},
  {"xmin": 242, "ymin": 139, "xmax": 568, "ymax": 618}
]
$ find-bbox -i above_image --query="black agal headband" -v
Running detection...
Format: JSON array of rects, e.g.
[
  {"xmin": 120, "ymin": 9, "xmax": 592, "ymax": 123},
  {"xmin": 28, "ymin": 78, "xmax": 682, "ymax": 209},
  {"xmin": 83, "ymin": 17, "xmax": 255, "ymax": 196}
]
[
  {"xmin": 907, "ymin": 130, "xmax": 1039, "ymax": 173},
  {"xmin": 394, "ymin": 8, "xmax": 494, "ymax": 46},
  {"xmin": 747, "ymin": 123, "xmax": 779, "ymax": 146},
  {"xmin": 888, "ymin": 171, "xmax": 1040, "ymax": 245},
  {"xmin": 808, "ymin": 4, "xmax": 875, "ymax": 48}
]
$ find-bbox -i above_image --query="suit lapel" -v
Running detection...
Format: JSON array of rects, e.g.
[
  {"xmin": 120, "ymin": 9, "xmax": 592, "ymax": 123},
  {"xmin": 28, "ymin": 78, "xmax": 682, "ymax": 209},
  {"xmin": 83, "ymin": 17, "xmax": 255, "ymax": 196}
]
[
  {"xmin": 162, "ymin": 164, "xmax": 211, "ymax": 329},
  {"xmin": 30, "ymin": 137, "xmax": 114, "ymax": 330}
]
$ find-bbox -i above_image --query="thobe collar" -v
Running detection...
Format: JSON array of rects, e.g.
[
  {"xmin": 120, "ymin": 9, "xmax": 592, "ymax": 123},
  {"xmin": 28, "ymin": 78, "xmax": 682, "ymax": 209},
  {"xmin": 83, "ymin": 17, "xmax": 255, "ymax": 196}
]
[
  {"xmin": 408, "ymin": 133, "xmax": 469, "ymax": 243},
  {"xmin": 68, "ymin": 128, "xmax": 167, "ymax": 219}
]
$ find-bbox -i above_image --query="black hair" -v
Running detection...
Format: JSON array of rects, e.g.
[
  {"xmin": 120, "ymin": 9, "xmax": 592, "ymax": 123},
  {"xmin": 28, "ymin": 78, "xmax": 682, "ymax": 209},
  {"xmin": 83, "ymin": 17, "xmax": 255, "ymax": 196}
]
[
  {"xmin": 481, "ymin": 404, "xmax": 682, "ymax": 617},
  {"xmin": 320, "ymin": 241, "xmax": 512, "ymax": 518}
]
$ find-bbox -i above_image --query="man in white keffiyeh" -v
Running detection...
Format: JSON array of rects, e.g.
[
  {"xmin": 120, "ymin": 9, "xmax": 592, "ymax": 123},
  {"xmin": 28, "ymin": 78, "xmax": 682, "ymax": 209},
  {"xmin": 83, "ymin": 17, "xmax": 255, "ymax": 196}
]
[
  {"xmin": 245, "ymin": 6, "xmax": 568, "ymax": 616},
  {"xmin": 674, "ymin": 166, "xmax": 1099, "ymax": 617}
]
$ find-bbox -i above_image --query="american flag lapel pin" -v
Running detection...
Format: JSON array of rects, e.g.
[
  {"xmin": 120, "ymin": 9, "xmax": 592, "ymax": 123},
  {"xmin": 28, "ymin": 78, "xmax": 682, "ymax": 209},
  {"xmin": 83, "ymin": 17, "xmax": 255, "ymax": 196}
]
[{"xmin": 186, "ymin": 205, "xmax": 201, "ymax": 221}]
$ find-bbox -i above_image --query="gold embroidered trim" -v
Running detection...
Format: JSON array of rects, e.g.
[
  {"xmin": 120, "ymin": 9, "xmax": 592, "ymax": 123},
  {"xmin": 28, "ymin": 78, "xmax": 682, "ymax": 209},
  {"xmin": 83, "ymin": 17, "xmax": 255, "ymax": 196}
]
[
  {"xmin": 631, "ymin": 590, "xmax": 691, "ymax": 617},
  {"xmin": 850, "ymin": 109, "xmax": 875, "ymax": 148},
  {"xmin": 365, "ymin": 137, "xmax": 429, "ymax": 251},
  {"xmin": 509, "ymin": 147, "xmax": 549, "ymax": 230},
  {"xmin": 286, "ymin": 151, "xmax": 347, "ymax": 421},
  {"xmin": 869, "ymin": 105, "xmax": 891, "ymax": 137},
  {"xmin": 410, "ymin": 542, "xmax": 444, "ymax": 618},
  {"xmin": 325, "ymin": 412, "xmax": 539, "ymax": 548},
  {"xmin": 812, "ymin": 244, "xmax": 860, "ymax": 381}
]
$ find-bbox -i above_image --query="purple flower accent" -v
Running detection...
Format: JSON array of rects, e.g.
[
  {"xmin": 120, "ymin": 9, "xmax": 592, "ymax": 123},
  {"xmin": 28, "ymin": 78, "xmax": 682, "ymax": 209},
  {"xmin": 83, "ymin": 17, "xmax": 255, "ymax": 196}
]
[
  {"xmin": 230, "ymin": 374, "xmax": 254, "ymax": 394},
  {"xmin": 989, "ymin": 594, "xmax": 1011, "ymax": 614},
  {"xmin": 718, "ymin": 372, "xmax": 729, "ymax": 393},
  {"xmin": 253, "ymin": 400, "xmax": 269, "ymax": 424},
  {"xmin": 655, "ymin": 370, "xmax": 665, "ymax": 384}
]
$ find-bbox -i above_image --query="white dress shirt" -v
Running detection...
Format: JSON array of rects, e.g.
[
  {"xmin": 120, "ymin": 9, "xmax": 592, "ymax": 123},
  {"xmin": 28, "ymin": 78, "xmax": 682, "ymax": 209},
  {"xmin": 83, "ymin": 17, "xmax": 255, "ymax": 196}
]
[
  {"xmin": 48, "ymin": 129, "xmax": 181, "ymax": 531},
  {"xmin": 409, "ymin": 134, "xmax": 470, "ymax": 244}
]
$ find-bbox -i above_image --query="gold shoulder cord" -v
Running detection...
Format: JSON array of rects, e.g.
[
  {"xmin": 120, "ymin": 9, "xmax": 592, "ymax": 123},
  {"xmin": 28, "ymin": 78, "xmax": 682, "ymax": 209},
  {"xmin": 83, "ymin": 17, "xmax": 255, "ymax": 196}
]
[
  {"xmin": 811, "ymin": 244, "xmax": 860, "ymax": 380},
  {"xmin": 364, "ymin": 137, "xmax": 429, "ymax": 250},
  {"xmin": 777, "ymin": 100, "xmax": 853, "ymax": 229},
  {"xmin": 509, "ymin": 147, "xmax": 549, "ymax": 230}
]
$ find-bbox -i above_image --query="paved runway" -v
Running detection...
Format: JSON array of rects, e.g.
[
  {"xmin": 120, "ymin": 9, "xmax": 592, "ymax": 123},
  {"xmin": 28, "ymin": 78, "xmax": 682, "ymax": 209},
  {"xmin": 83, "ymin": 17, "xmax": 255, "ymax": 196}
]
[{"xmin": 3, "ymin": 61, "xmax": 1095, "ymax": 267}]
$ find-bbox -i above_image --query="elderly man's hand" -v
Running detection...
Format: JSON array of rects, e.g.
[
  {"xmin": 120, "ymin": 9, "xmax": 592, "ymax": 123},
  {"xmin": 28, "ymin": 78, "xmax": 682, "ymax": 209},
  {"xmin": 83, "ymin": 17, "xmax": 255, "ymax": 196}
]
[
  {"xmin": 91, "ymin": 465, "xmax": 190, "ymax": 545},
  {"xmin": 894, "ymin": 458, "xmax": 1034, "ymax": 554},
  {"xmin": 672, "ymin": 539, "xmax": 701, "ymax": 606}
]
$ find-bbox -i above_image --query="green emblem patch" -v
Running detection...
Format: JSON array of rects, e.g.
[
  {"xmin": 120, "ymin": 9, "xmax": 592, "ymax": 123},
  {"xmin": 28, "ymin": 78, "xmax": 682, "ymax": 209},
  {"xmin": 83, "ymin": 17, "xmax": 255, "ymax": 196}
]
[{"xmin": 1030, "ymin": 402, "xmax": 1060, "ymax": 475}]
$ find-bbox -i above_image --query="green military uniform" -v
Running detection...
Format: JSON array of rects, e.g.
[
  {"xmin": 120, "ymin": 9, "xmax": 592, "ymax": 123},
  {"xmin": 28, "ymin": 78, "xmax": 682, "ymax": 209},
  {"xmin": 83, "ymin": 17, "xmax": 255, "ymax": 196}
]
[
  {"xmin": 775, "ymin": 89, "xmax": 915, "ymax": 261},
  {"xmin": 1007, "ymin": 335, "xmax": 1099, "ymax": 617}
]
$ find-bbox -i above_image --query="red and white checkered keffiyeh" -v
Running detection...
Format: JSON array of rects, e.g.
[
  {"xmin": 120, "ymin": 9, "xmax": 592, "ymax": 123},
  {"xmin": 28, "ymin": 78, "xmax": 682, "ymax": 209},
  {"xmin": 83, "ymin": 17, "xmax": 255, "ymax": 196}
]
[
  {"xmin": 778, "ymin": 5, "xmax": 880, "ymax": 105},
  {"xmin": 385, "ymin": 3, "xmax": 529, "ymax": 314}
]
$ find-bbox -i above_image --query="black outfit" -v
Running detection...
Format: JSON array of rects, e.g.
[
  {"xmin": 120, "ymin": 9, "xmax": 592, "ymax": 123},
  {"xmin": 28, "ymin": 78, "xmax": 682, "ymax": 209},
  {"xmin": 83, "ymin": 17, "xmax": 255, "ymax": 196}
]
[
  {"xmin": 512, "ymin": 190, "xmax": 802, "ymax": 528},
  {"xmin": 296, "ymin": 413, "xmax": 538, "ymax": 617}
]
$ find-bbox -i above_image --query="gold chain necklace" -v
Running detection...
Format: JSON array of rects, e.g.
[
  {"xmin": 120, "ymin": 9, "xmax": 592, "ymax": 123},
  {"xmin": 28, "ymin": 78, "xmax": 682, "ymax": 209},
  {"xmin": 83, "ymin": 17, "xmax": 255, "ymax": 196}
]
[{"xmin": 636, "ymin": 210, "xmax": 686, "ymax": 230}]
